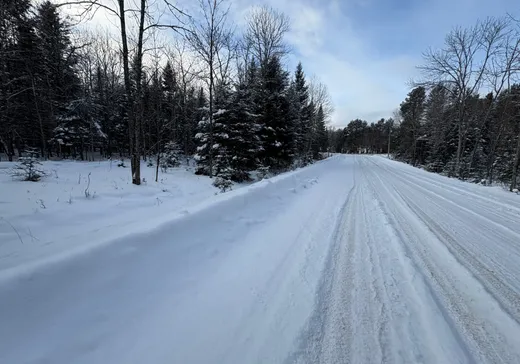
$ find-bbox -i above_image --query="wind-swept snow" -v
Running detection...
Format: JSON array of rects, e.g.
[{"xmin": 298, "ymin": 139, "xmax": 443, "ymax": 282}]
[
  {"xmin": 0, "ymin": 160, "xmax": 219, "ymax": 276},
  {"xmin": 1, "ymin": 155, "xmax": 520, "ymax": 364}
]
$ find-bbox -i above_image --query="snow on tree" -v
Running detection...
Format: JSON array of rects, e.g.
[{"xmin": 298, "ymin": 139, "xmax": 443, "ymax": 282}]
[
  {"xmin": 51, "ymin": 98, "xmax": 106, "ymax": 160},
  {"xmin": 224, "ymin": 61, "xmax": 262, "ymax": 181},
  {"xmin": 293, "ymin": 62, "xmax": 311, "ymax": 163},
  {"xmin": 312, "ymin": 104, "xmax": 327, "ymax": 158},
  {"xmin": 11, "ymin": 148, "xmax": 46, "ymax": 181},
  {"xmin": 257, "ymin": 56, "xmax": 293, "ymax": 170}
]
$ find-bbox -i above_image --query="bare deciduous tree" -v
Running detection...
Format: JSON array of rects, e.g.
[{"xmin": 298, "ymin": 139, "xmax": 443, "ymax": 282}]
[
  {"xmin": 186, "ymin": 0, "xmax": 233, "ymax": 177},
  {"xmin": 58, "ymin": 0, "xmax": 188, "ymax": 185},
  {"xmin": 244, "ymin": 5, "xmax": 290, "ymax": 67},
  {"xmin": 418, "ymin": 17, "xmax": 508, "ymax": 176},
  {"xmin": 309, "ymin": 76, "xmax": 334, "ymax": 121}
]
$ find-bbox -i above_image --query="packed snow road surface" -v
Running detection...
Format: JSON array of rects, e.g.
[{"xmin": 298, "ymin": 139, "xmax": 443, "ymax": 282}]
[{"xmin": 1, "ymin": 155, "xmax": 520, "ymax": 364}]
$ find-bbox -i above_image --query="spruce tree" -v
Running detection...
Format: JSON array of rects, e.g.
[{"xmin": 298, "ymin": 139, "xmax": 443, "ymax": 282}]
[
  {"xmin": 313, "ymin": 105, "xmax": 327, "ymax": 157},
  {"xmin": 257, "ymin": 56, "xmax": 293, "ymax": 170},
  {"xmin": 398, "ymin": 86, "xmax": 426, "ymax": 165},
  {"xmin": 34, "ymin": 1, "xmax": 80, "ymax": 157},
  {"xmin": 0, "ymin": 0, "xmax": 35, "ymax": 160},
  {"xmin": 194, "ymin": 88, "xmax": 214, "ymax": 176},
  {"xmin": 293, "ymin": 62, "xmax": 311, "ymax": 163},
  {"xmin": 211, "ymin": 81, "xmax": 233, "ymax": 179},
  {"xmin": 225, "ymin": 61, "xmax": 261, "ymax": 181}
]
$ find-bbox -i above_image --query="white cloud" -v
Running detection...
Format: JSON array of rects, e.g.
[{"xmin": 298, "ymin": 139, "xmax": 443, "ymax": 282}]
[{"xmin": 57, "ymin": 0, "xmax": 519, "ymax": 128}]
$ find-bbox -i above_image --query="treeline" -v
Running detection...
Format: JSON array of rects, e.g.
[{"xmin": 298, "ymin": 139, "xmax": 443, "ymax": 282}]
[
  {"xmin": 0, "ymin": 0, "xmax": 332, "ymax": 186},
  {"xmin": 328, "ymin": 118, "xmax": 392, "ymax": 155},
  {"xmin": 333, "ymin": 16, "xmax": 520, "ymax": 191}
]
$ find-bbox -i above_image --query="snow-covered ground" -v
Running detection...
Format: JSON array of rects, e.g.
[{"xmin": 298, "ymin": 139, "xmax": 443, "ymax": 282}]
[
  {"xmin": 0, "ymin": 160, "xmax": 223, "ymax": 276},
  {"xmin": 1, "ymin": 155, "xmax": 520, "ymax": 364}
]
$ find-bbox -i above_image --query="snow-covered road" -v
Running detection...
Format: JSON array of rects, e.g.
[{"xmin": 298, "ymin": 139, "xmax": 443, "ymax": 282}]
[{"xmin": 2, "ymin": 155, "xmax": 520, "ymax": 364}]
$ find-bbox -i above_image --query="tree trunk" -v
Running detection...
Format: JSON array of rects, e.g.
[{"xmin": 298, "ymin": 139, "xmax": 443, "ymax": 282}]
[
  {"xmin": 208, "ymin": 53, "xmax": 214, "ymax": 178},
  {"xmin": 30, "ymin": 75, "xmax": 46, "ymax": 159},
  {"xmin": 155, "ymin": 152, "xmax": 160, "ymax": 182},
  {"xmin": 118, "ymin": 0, "xmax": 140, "ymax": 185},
  {"xmin": 510, "ymin": 130, "xmax": 520, "ymax": 192},
  {"xmin": 131, "ymin": 0, "xmax": 146, "ymax": 184}
]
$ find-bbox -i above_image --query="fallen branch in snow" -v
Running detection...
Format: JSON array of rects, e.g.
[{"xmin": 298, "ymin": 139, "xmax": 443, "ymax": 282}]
[
  {"xmin": 0, "ymin": 217, "xmax": 24, "ymax": 244},
  {"xmin": 26, "ymin": 228, "xmax": 39, "ymax": 242}
]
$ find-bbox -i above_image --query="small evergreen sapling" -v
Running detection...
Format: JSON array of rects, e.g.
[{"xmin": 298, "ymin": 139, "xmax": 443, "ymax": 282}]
[
  {"xmin": 160, "ymin": 142, "xmax": 182, "ymax": 172},
  {"xmin": 11, "ymin": 148, "xmax": 45, "ymax": 182}
]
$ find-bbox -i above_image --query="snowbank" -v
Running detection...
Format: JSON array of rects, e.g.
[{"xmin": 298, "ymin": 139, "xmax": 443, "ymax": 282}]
[
  {"xmin": 0, "ymin": 160, "xmax": 220, "ymax": 276},
  {"xmin": 0, "ymin": 157, "xmax": 335, "ymax": 279}
]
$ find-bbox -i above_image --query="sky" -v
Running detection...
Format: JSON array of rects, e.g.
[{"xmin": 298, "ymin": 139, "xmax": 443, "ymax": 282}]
[
  {"xmin": 62, "ymin": 0, "xmax": 519, "ymax": 127},
  {"xmin": 228, "ymin": 0, "xmax": 518, "ymax": 127}
]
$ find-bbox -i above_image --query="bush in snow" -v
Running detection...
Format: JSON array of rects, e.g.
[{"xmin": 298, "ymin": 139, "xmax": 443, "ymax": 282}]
[
  {"xmin": 10, "ymin": 148, "xmax": 46, "ymax": 182},
  {"xmin": 160, "ymin": 142, "xmax": 182, "ymax": 172},
  {"xmin": 213, "ymin": 176, "xmax": 233, "ymax": 192},
  {"xmin": 256, "ymin": 165, "xmax": 271, "ymax": 180}
]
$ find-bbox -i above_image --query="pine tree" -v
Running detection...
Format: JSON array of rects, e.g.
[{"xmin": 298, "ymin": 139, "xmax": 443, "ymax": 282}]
[
  {"xmin": 301, "ymin": 99, "xmax": 316, "ymax": 163},
  {"xmin": 422, "ymin": 84, "xmax": 450, "ymax": 171},
  {"xmin": 398, "ymin": 86, "xmax": 426, "ymax": 165},
  {"xmin": 0, "ymin": 0, "xmax": 34, "ymax": 160},
  {"xmin": 11, "ymin": 147, "xmax": 45, "ymax": 181},
  {"xmin": 50, "ymin": 98, "xmax": 105, "ymax": 160},
  {"xmin": 225, "ymin": 61, "xmax": 261, "ymax": 181},
  {"xmin": 293, "ymin": 62, "xmax": 311, "ymax": 163},
  {"xmin": 33, "ymin": 1, "xmax": 80, "ymax": 157},
  {"xmin": 162, "ymin": 61, "xmax": 179, "ymax": 144},
  {"xmin": 211, "ymin": 81, "xmax": 233, "ymax": 179},
  {"xmin": 194, "ymin": 88, "xmax": 213, "ymax": 175},
  {"xmin": 313, "ymin": 105, "xmax": 327, "ymax": 157},
  {"xmin": 257, "ymin": 56, "xmax": 293, "ymax": 170},
  {"xmin": 183, "ymin": 86, "xmax": 198, "ymax": 156}
]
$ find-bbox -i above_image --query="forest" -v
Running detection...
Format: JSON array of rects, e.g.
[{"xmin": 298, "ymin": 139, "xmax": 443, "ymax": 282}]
[
  {"xmin": 330, "ymin": 16, "xmax": 520, "ymax": 192},
  {"xmin": 0, "ymin": 0, "xmax": 331, "ymax": 188},
  {"xmin": 2, "ymin": 1, "xmax": 520, "ymax": 192}
]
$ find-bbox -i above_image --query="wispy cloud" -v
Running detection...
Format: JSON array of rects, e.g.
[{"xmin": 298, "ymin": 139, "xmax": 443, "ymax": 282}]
[{"xmin": 62, "ymin": 0, "xmax": 519, "ymax": 127}]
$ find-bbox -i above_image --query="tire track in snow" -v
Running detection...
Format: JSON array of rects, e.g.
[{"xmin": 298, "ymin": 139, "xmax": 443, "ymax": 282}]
[
  {"xmin": 374, "ymin": 158, "xmax": 520, "ymax": 216},
  {"xmin": 368, "ymin": 158, "xmax": 520, "ymax": 323},
  {"xmin": 289, "ymin": 157, "xmax": 474, "ymax": 364},
  {"xmin": 375, "ymin": 160, "xmax": 520, "ymax": 239},
  {"xmin": 286, "ymin": 179, "xmax": 358, "ymax": 364},
  {"xmin": 364, "ymin": 157, "xmax": 520, "ymax": 363}
]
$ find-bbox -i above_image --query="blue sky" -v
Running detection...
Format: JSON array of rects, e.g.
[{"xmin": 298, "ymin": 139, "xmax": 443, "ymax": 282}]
[
  {"xmin": 227, "ymin": 0, "xmax": 519, "ymax": 126},
  {"xmin": 67, "ymin": 0, "xmax": 519, "ymax": 127}
]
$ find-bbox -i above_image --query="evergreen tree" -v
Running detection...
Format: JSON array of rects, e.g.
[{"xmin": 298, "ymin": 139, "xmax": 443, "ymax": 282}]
[
  {"xmin": 257, "ymin": 56, "xmax": 293, "ymax": 170},
  {"xmin": 293, "ymin": 62, "xmax": 311, "ymax": 163},
  {"xmin": 194, "ymin": 88, "xmax": 212, "ymax": 175},
  {"xmin": 0, "ymin": 0, "xmax": 34, "ymax": 160},
  {"xmin": 422, "ymin": 84, "xmax": 450, "ymax": 171},
  {"xmin": 162, "ymin": 61, "xmax": 179, "ymax": 144},
  {"xmin": 50, "ymin": 98, "xmax": 105, "ymax": 160},
  {"xmin": 211, "ymin": 81, "xmax": 233, "ymax": 179},
  {"xmin": 397, "ymin": 86, "xmax": 426, "ymax": 165},
  {"xmin": 33, "ymin": 1, "xmax": 80, "ymax": 157},
  {"xmin": 313, "ymin": 105, "xmax": 327, "ymax": 157},
  {"xmin": 301, "ymin": 99, "xmax": 316, "ymax": 163},
  {"xmin": 225, "ymin": 61, "xmax": 261, "ymax": 181}
]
